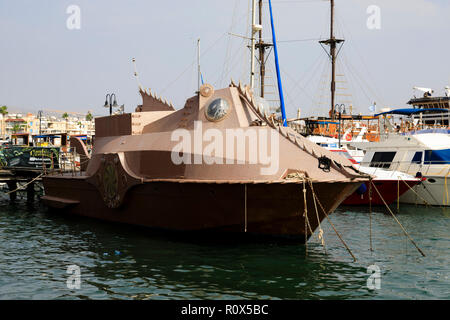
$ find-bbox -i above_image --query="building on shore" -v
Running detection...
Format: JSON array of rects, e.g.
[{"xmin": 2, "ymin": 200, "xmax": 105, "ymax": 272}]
[{"xmin": 0, "ymin": 112, "xmax": 95, "ymax": 140}]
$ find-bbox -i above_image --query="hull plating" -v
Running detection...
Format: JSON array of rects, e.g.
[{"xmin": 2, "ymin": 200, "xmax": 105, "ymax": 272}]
[{"xmin": 42, "ymin": 176, "xmax": 361, "ymax": 242}]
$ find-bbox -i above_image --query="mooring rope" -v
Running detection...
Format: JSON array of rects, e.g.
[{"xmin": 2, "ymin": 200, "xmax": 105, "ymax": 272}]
[
  {"xmin": 369, "ymin": 178, "xmax": 373, "ymax": 252},
  {"xmin": 311, "ymin": 183, "xmax": 327, "ymax": 253},
  {"xmin": 399, "ymin": 178, "xmax": 431, "ymax": 207},
  {"xmin": 421, "ymin": 182, "xmax": 441, "ymax": 208},
  {"xmin": 370, "ymin": 181, "xmax": 426, "ymax": 257},
  {"xmin": 302, "ymin": 180, "xmax": 308, "ymax": 256},
  {"xmin": 444, "ymin": 172, "xmax": 449, "ymax": 206},
  {"xmin": 5, "ymin": 173, "xmax": 44, "ymax": 195},
  {"xmin": 307, "ymin": 179, "xmax": 357, "ymax": 262},
  {"xmin": 244, "ymin": 184, "xmax": 247, "ymax": 233}
]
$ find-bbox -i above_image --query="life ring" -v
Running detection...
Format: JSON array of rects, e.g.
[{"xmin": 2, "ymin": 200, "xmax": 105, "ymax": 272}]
[{"xmin": 345, "ymin": 133, "xmax": 352, "ymax": 141}]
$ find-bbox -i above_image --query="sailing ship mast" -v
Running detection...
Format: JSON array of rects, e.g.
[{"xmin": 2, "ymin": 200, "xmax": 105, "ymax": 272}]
[
  {"xmin": 255, "ymin": 0, "xmax": 273, "ymax": 98},
  {"xmin": 250, "ymin": 0, "xmax": 259, "ymax": 90},
  {"xmin": 319, "ymin": 0, "xmax": 344, "ymax": 120}
]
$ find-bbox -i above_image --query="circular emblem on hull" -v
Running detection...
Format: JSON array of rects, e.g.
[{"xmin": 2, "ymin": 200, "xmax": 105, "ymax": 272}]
[{"xmin": 86, "ymin": 153, "xmax": 143, "ymax": 210}]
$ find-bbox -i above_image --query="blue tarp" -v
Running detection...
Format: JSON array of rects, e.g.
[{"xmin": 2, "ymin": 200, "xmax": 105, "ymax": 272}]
[
  {"xmin": 401, "ymin": 129, "xmax": 450, "ymax": 136},
  {"xmin": 375, "ymin": 108, "xmax": 449, "ymax": 117},
  {"xmin": 33, "ymin": 135, "xmax": 60, "ymax": 139}
]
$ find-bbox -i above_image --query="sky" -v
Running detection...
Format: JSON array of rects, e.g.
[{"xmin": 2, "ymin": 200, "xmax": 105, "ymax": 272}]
[{"xmin": 0, "ymin": 0, "xmax": 449, "ymax": 118}]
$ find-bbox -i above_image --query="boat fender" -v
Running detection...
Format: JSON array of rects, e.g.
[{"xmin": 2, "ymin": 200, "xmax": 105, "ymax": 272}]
[
  {"xmin": 415, "ymin": 172, "xmax": 426, "ymax": 185},
  {"xmin": 356, "ymin": 183, "xmax": 367, "ymax": 195}
]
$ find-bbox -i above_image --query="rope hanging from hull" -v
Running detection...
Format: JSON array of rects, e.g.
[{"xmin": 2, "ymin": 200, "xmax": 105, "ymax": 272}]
[
  {"xmin": 370, "ymin": 181, "xmax": 426, "ymax": 257},
  {"xmin": 369, "ymin": 177, "xmax": 373, "ymax": 252},
  {"xmin": 307, "ymin": 179, "xmax": 357, "ymax": 262}
]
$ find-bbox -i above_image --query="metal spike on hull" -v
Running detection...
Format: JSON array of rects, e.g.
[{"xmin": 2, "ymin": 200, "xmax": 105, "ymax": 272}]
[
  {"xmin": 140, "ymin": 87, "xmax": 174, "ymax": 110},
  {"xmin": 245, "ymin": 90, "xmax": 251, "ymax": 102},
  {"xmin": 239, "ymin": 81, "xmax": 244, "ymax": 93}
]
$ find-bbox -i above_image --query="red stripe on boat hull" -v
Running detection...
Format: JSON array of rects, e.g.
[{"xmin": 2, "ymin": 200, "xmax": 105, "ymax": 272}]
[{"xmin": 342, "ymin": 180, "xmax": 419, "ymax": 206}]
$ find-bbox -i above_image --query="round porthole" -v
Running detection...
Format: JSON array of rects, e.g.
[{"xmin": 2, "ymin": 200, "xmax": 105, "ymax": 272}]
[
  {"xmin": 428, "ymin": 178, "xmax": 436, "ymax": 183},
  {"xmin": 205, "ymin": 98, "xmax": 230, "ymax": 122}
]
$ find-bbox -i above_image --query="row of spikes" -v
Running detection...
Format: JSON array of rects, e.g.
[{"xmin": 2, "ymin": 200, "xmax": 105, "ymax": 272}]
[
  {"xmin": 231, "ymin": 79, "xmax": 360, "ymax": 176},
  {"xmin": 231, "ymin": 78, "xmax": 277, "ymax": 128},
  {"xmin": 140, "ymin": 87, "xmax": 174, "ymax": 108},
  {"xmin": 231, "ymin": 79, "xmax": 342, "ymax": 167}
]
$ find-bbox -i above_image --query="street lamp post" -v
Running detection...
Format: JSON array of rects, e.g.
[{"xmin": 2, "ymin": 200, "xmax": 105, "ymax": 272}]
[
  {"xmin": 104, "ymin": 93, "xmax": 118, "ymax": 116},
  {"xmin": 37, "ymin": 110, "xmax": 43, "ymax": 135}
]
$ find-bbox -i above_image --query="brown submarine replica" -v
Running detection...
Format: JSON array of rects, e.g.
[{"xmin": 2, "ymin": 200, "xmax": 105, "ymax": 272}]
[{"xmin": 42, "ymin": 81, "xmax": 367, "ymax": 242}]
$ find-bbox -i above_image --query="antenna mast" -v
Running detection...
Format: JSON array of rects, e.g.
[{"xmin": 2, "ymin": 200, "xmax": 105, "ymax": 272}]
[
  {"xmin": 132, "ymin": 58, "xmax": 143, "ymax": 91},
  {"xmin": 197, "ymin": 38, "xmax": 201, "ymax": 91},
  {"xmin": 319, "ymin": 0, "xmax": 344, "ymax": 120}
]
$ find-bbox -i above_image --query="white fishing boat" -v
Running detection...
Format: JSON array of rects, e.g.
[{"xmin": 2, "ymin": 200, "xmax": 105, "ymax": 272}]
[
  {"xmin": 351, "ymin": 127, "xmax": 450, "ymax": 206},
  {"xmin": 307, "ymin": 135, "xmax": 365, "ymax": 164},
  {"xmin": 307, "ymin": 135, "xmax": 420, "ymax": 205}
]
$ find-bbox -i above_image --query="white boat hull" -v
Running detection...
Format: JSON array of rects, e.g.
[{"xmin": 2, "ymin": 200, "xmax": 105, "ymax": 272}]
[{"xmin": 399, "ymin": 175, "xmax": 449, "ymax": 206}]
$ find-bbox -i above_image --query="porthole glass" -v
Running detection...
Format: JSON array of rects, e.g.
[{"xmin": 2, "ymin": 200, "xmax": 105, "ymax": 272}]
[{"xmin": 205, "ymin": 98, "xmax": 230, "ymax": 122}]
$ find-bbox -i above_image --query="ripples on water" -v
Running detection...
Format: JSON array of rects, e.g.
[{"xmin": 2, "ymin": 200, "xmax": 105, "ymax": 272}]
[{"xmin": 0, "ymin": 195, "xmax": 448, "ymax": 300}]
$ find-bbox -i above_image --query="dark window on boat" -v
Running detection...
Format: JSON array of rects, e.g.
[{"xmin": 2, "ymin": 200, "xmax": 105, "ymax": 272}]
[
  {"xmin": 370, "ymin": 152, "xmax": 396, "ymax": 168},
  {"xmin": 412, "ymin": 151, "xmax": 422, "ymax": 164},
  {"xmin": 424, "ymin": 149, "xmax": 450, "ymax": 165}
]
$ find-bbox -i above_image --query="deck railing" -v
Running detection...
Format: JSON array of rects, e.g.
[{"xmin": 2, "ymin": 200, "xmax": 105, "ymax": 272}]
[{"xmin": 357, "ymin": 160, "xmax": 450, "ymax": 177}]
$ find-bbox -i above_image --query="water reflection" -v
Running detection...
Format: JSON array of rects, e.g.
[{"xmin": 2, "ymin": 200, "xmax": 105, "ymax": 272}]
[{"xmin": 0, "ymin": 198, "xmax": 448, "ymax": 300}]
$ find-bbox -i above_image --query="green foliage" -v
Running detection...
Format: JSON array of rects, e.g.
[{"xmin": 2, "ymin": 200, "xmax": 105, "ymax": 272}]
[
  {"xmin": 85, "ymin": 111, "xmax": 93, "ymax": 122},
  {"xmin": 0, "ymin": 106, "xmax": 8, "ymax": 116},
  {"xmin": 12, "ymin": 124, "xmax": 22, "ymax": 134}
]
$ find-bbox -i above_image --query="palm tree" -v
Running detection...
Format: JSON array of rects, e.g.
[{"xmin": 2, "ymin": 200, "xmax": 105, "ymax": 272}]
[
  {"xmin": 0, "ymin": 106, "xmax": 8, "ymax": 139},
  {"xmin": 62, "ymin": 112, "xmax": 69, "ymax": 133},
  {"xmin": 12, "ymin": 123, "xmax": 21, "ymax": 134},
  {"xmin": 85, "ymin": 111, "xmax": 93, "ymax": 122}
]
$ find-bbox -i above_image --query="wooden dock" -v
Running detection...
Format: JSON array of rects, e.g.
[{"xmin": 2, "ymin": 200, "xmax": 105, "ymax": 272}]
[{"xmin": 0, "ymin": 168, "xmax": 45, "ymax": 202}]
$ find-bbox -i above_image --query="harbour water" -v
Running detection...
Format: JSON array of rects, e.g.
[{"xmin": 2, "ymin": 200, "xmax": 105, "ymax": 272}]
[{"xmin": 0, "ymin": 196, "xmax": 448, "ymax": 300}]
